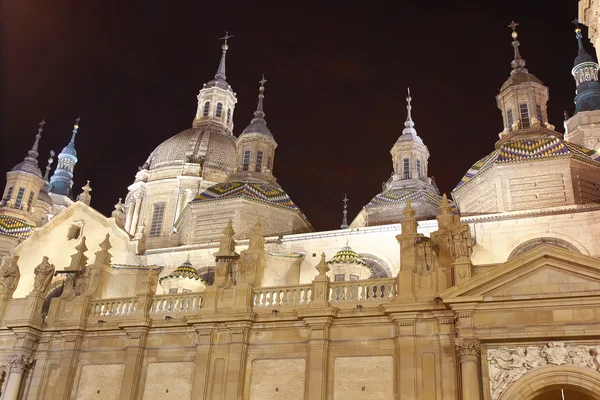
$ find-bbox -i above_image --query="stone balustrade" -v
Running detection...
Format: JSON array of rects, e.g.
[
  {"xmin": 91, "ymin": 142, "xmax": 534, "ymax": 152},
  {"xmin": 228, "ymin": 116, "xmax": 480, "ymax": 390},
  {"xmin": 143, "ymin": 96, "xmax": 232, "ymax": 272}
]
[
  {"xmin": 150, "ymin": 293, "xmax": 203, "ymax": 314},
  {"xmin": 89, "ymin": 297, "xmax": 138, "ymax": 317},
  {"xmin": 329, "ymin": 278, "xmax": 397, "ymax": 306},
  {"xmin": 253, "ymin": 284, "xmax": 314, "ymax": 308}
]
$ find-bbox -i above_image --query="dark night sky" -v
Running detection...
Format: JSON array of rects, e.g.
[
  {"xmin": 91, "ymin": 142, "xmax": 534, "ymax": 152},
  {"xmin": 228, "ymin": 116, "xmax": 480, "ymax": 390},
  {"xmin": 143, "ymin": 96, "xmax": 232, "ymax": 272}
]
[{"xmin": 0, "ymin": 1, "xmax": 588, "ymax": 231}]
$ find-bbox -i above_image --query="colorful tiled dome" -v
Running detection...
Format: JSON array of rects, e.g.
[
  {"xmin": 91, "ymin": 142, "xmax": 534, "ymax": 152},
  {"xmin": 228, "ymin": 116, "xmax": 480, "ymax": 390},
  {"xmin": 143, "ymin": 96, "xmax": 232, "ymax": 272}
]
[
  {"xmin": 0, "ymin": 215, "xmax": 34, "ymax": 239},
  {"xmin": 194, "ymin": 181, "xmax": 299, "ymax": 211},
  {"xmin": 327, "ymin": 245, "xmax": 368, "ymax": 267},
  {"xmin": 159, "ymin": 259, "xmax": 202, "ymax": 283},
  {"xmin": 454, "ymin": 134, "xmax": 600, "ymax": 190},
  {"xmin": 366, "ymin": 188, "xmax": 454, "ymax": 211}
]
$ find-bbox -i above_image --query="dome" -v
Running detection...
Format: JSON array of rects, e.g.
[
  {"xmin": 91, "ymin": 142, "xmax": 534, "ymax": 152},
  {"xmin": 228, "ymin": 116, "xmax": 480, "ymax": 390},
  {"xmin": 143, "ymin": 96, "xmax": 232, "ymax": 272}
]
[
  {"xmin": 327, "ymin": 245, "xmax": 368, "ymax": 267},
  {"xmin": 500, "ymin": 72, "xmax": 543, "ymax": 91},
  {"xmin": 159, "ymin": 259, "xmax": 202, "ymax": 283},
  {"xmin": 454, "ymin": 134, "xmax": 600, "ymax": 190},
  {"xmin": 194, "ymin": 181, "xmax": 299, "ymax": 211},
  {"xmin": 366, "ymin": 188, "xmax": 452, "ymax": 211},
  {"xmin": 59, "ymin": 143, "xmax": 77, "ymax": 158},
  {"xmin": 11, "ymin": 159, "xmax": 42, "ymax": 178},
  {"xmin": 574, "ymin": 48, "xmax": 595, "ymax": 67},
  {"xmin": 145, "ymin": 127, "xmax": 236, "ymax": 172}
]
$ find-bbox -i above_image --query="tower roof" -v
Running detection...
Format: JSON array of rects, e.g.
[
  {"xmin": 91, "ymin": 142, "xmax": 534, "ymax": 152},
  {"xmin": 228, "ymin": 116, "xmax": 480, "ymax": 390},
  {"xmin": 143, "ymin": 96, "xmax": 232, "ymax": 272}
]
[
  {"xmin": 573, "ymin": 21, "xmax": 595, "ymax": 67},
  {"xmin": 395, "ymin": 88, "xmax": 423, "ymax": 145},
  {"xmin": 240, "ymin": 75, "xmax": 274, "ymax": 139},
  {"xmin": 204, "ymin": 32, "xmax": 234, "ymax": 92},
  {"xmin": 159, "ymin": 258, "xmax": 202, "ymax": 283},
  {"xmin": 11, "ymin": 119, "xmax": 45, "ymax": 178},
  {"xmin": 59, "ymin": 118, "xmax": 80, "ymax": 158},
  {"xmin": 500, "ymin": 22, "xmax": 543, "ymax": 91},
  {"xmin": 327, "ymin": 243, "xmax": 369, "ymax": 268}
]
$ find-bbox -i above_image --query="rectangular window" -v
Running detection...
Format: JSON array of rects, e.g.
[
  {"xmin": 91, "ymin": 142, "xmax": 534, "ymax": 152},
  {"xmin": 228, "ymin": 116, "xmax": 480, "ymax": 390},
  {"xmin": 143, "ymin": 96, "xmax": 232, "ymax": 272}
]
[
  {"xmin": 535, "ymin": 104, "xmax": 543, "ymax": 123},
  {"xmin": 334, "ymin": 274, "xmax": 345, "ymax": 282},
  {"xmin": 507, "ymin": 108, "xmax": 514, "ymax": 131},
  {"xmin": 519, "ymin": 103, "xmax": 530, "ymax": 129},
  {"xmin": 255, "ymin": 151, "xmax": 263, "ymax": 172},
  {"xmin": 149, "ymin": 202, "xmax": 166, "ymax": 237},
  {"xmin": 215, "ymin": 102, "xmax": 223, "ymax": 118},
  {"xmin": 27, "ymin": 191, "xmax": 34, "ymax": 212},
  {"xmin": 349, "ymin": 274, "xmax": 360, "ymax": 281},
  {"xmin": 403, "ymin": 158, "xmax": 410, "ymax": 180},
  {"xmin": 3, "ymin": 187, "xmax": 14, "ymax": 205},
  {"xmin": 242, "ymin": 150, "xmax": 251, "ymax": 172},
  {"xmin": 182, "ymin": 289, "xmax": 191, "ymax": 293},
  {"xmin": 267, "ymin": 156, "xmax": 272, "ymax": 170},
  {"xmin": 416, "ymin": 159, "xmax": 422, "ymax": 179},
  {"xmin": 169, "ymin": 288, "xmax": 178, "ymax": 294},
  {"xmin": 14, "ymin": 188, "xmax": 25, "ymax": 210},
  {"xmin": 202, "ymin": 102, "xmax": 210, "ymax": 117}
]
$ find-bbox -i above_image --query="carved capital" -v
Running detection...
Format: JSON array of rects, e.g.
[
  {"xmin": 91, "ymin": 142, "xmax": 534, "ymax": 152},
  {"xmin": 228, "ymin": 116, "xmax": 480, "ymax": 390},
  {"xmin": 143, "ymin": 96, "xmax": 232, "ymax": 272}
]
[
  {"xmin": 456, "ymin": 338, "xmax": 480, "ymax": 362},
  {"xmin": 8, "ymin": 354, "xmax": 34, "ymax": 373}
]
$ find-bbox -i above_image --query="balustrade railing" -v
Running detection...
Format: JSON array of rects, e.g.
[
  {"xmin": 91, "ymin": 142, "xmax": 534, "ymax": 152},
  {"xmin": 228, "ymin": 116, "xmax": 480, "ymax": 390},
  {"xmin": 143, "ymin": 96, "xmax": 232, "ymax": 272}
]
[
  {"xmin": 329, "ymin": 278, "xmax": 397, "ymax": 304},
  {"xmin": 89, "ymin": 297, "xmax": 138, "ymax": 317},
  {"xmin": 253, "ymin": 285, "xmax": 313, "ymax": 308},
  {"xmin": 150, "ymin": 293, "xmax": 203, "ymax": 314}
]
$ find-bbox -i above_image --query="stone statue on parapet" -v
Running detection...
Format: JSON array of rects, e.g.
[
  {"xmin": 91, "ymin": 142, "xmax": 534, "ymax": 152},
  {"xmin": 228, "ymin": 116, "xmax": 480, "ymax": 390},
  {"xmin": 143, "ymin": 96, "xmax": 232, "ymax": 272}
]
[
  {"xmin": 32, "ymin": 256, "xmax": 55, "ymax": 295},
  {"xmin": 448, "ymin": 215, "xmax": 473, "ymax": 259},
  {"xmin": 0, "ymin": 255, "xmax": 20, "ymax": 297}
]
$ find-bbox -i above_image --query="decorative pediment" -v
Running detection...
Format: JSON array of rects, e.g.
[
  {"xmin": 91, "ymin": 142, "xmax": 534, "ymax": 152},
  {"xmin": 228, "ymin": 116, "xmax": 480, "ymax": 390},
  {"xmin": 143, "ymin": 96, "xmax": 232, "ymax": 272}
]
[{"xmin": 439, "ymin": 244, "xmax": 600, "ymax": 302}]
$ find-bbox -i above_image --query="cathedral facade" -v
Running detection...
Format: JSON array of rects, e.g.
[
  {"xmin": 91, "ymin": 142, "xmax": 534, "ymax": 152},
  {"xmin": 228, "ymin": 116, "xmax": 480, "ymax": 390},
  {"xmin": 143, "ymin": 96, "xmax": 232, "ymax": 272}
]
[{"xmin": 1, "ymin": 4, "xmax": 600, "ymax": 399}]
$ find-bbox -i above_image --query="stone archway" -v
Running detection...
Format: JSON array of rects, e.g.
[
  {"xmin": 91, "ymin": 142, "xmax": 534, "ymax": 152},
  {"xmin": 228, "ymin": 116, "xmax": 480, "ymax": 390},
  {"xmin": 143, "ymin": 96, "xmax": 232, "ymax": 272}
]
[{"xmin": 499, "ymin": 366, "xmax": 600, "ymax": 400}]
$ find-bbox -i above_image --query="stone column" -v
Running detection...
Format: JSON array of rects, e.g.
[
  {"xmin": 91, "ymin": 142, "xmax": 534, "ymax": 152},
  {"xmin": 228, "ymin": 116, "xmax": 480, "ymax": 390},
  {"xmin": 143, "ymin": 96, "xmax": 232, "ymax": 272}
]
[
  {"xmin": 124, "ymin": 200, "xmax": 135, "ymax": 233},
  {"xmin": 3, "ymin": 354, "xmax": 34, "ymax": 400},
  {"xmin": 304, "ymin": 317, "xmax": 333, "ymax": 400},
  {"xmin": 455, "ymin": 338, "xmax": 481, "ymax": 400}
]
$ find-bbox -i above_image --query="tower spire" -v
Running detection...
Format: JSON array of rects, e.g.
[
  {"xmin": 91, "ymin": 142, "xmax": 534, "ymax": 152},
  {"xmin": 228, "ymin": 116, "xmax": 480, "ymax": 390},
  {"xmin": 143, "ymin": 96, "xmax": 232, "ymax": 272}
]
[
  {"xmin": 70, "ymin": 117, "xmax": 81, "ymax": 144},
  {"xmin": 508, "ymin": 21, "xmax": 528, "ymax": 75},
  {"xmin": 341, "ymin": 194, "xmax": 349, "ymax": 229},
  {"xmin": 215, "ymin": 31, "xmax": 233, "ymax": 80},
  {"xmin": 24, "ymin": 119, "xmax": 45, "ymax": 164},
  {"xmin": 255, "ymin": 74, "xmax": 267, "ymax": 118},
  {"xmin": 401, "ymin": 88, "xmax": 419, "ymax": 138}
]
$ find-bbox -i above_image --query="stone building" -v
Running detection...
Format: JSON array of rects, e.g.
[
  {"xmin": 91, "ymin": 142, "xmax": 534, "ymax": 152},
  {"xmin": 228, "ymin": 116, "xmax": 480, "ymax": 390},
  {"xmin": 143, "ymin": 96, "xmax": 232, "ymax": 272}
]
[{"xmin": 2, "ymin": 8, "xmax": 600, "ymax": 399}]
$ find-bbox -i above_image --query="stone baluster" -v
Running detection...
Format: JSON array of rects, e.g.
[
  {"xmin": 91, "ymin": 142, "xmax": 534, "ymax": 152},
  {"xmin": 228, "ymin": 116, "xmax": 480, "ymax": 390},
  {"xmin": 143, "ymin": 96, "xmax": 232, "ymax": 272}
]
[{"xmin": 456, "ymin": 338, "xmax": 482, "ymax": 400}]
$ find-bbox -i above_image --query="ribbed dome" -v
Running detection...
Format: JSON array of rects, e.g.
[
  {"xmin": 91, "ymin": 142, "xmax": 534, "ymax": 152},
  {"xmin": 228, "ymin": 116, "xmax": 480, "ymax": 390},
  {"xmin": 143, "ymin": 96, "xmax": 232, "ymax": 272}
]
[
  {"xmin": 327, "ymin": 245, "xmax": 368, "ymax": 267},
  {"xmin": 145, "ymin": 127, "xmax": 236, "ymax": 172},
  {"xmin": 501, "ymin": 72, "xmax": 543, "ymax": 91}
]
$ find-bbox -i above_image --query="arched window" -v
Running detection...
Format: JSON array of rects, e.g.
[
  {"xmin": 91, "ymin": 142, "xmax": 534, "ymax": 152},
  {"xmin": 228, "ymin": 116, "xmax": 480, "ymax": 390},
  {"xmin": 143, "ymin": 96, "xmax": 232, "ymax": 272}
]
[
  {"xmin": 215, "ymin": 103, "xmax": 223, "ymax": 118},
  {"xmin": 255, "ymin": 151, "xmax": 263, "ymax": 172},
  {"xmin": 242, "ymin": 150, "xmax": 251, "ymax": 172},
  {"xmin": 202, "ymin": 101, "xmax": 210, "ymax": 117},
  {"xmin": 226, "ymin": 108, "xmax": 231, "ymax": 124},
  {"xmin": 508, "ymin": 237, "xmax": 580, "ymax": 259}
]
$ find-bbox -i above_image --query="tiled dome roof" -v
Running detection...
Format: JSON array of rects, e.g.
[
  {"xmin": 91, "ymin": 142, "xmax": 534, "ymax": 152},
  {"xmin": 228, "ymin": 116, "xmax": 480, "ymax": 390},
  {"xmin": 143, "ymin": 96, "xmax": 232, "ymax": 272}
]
[
  {"xmin": 500, "ymin": 72, "xmax": 543, "ymax": 91},
  {"xmin": 0, "ymin": 215, "xmax": 33, "ymax": 239},
  {"xmin": 194, "ymin": 181, "xmax": 300, "ymax": 211},
  {"xmin": 454, "ymin": 134, "xmax": 600, "ymax": 190},
  {"xmin": 145, "ymin": 127, "xmax": 236, "ymax": 172},
  {"xmin": 366, "ymin": 188, "xmax": 454, "ymax": 211},
  {"xmin": 327, "ymin": 245, "xmax": 368, "ymax": 267},
  {"xmin": 159, "ymin": 259, "xmax": 201, "ymax": 283}
]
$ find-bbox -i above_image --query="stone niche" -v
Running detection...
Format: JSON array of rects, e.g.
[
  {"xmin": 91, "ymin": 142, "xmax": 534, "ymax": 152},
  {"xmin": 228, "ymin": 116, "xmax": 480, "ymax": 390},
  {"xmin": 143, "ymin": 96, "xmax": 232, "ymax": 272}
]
[
  {"xmin": 249, "ymin": 358, "xmax": 306, "ymax": 400},
  {"xmin": 141, "ymin": 361, "xmax": 194, "ymax": 399},
  {"xmin": 75, "ymin": 364, "xmax": 124, "ymax": 400},
  {"xmin": 333, "ymin": 356, "xmax": 393, "ymax": 400}
]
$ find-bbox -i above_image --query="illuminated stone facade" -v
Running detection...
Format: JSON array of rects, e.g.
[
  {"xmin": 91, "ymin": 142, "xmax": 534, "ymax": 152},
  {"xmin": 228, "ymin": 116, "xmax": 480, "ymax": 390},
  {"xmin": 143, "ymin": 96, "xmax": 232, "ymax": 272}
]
[{"xmin": 3, "ymin": 14, "xmax": 600, "ymax": 400}]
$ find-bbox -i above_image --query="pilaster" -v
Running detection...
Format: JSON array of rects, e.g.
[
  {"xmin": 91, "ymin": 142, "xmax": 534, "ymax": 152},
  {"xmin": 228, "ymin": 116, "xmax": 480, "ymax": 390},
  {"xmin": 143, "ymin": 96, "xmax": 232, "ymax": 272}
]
[
  {"xmin": 118, "ymin": 326, "xmax": 150, "ymax": 400},
  {"xmin": 224, "ymin": 321, "xmax": 252, "ymax": 400},
  {"xmin": 190, "ymin": 324, "xmax": 217, "ymax": 400},
  {"xmin": 455, "ymin": 338, "xmax": 482, "ymax": 400},
  {"xmin": 303, "ymin": 316, "xmax": 333, "ymax": 400},
  {"xmin": 51, "ymin": 330, "xmax": 85, "ymax": 400}
]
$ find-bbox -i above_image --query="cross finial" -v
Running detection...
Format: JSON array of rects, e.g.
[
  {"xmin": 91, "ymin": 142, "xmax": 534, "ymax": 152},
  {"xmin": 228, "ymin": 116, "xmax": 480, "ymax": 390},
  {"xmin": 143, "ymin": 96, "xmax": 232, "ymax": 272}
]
[
  {"xmin": 572, "ymin": 18, "xmax": 580, "ymax": 27},
  {"xmin": 220, "ymin": 31, "xmax": 234, "ymax": 45},
  {"xmin": 259, "ymin": 74, "xmax": 267, "ymax": 87},
  {"xmin": 39, "ymin": 118, "xmax": 46, "ymax": 129},
  {"xmin": 508, "ymin": 21, "xmax": 519, "ymax": 31},
  {"xmin": 342, "ymin": 194, "xmax": 349, "ymax": 207}
]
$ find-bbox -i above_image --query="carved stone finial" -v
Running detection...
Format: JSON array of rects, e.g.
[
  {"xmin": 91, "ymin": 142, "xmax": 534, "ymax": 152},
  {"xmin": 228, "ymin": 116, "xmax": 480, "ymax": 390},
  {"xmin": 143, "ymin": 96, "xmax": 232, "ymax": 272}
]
[
  {"xmin": 32, "ymin": 256, "xmax": 55, "ymax": 295},
  {"xmin": 315, "ymin": 253, "xmax": 330, "ymax": 277},
  {"xmin": 94, "ymin": 234, "xmax": 112, "ymax": 265},
  {"xmin": 77, "ymin": 180, "xmax": 92, "ymax": 205},
  {"xmin": 111, "ymin": 198, "xmax": 125, "ymax": 228},
  {"xmin": 215, "ymin": 219, "xmax": 238, "ymax": 258},
  {"xmin": 67, "ymin": 236, "xmax": 88, "ymax": 271},
  {"xmin": 439, "ymin": 193, "xmax": 452, "ymax": 215}
]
